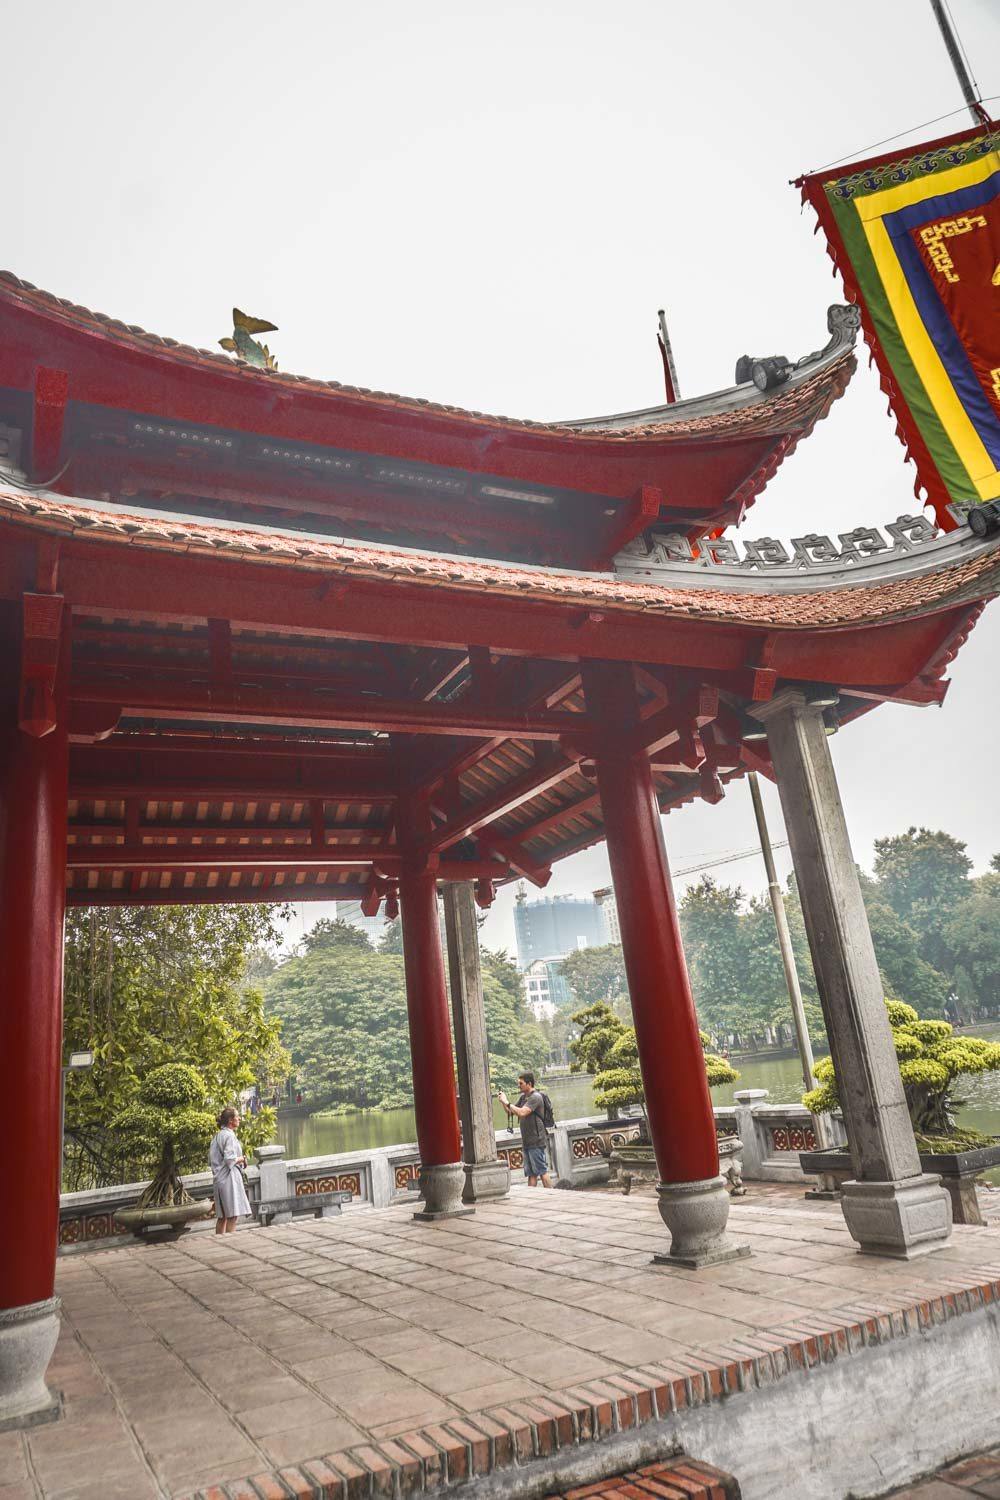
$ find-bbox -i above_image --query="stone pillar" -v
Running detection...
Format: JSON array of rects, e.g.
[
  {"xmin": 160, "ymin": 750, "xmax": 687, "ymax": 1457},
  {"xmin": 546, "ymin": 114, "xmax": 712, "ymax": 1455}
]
[
  {"xmin": 581, "ymin": 660, "xmax": 748, "ymax": 1268},
  {"xmin": 753, "ymin": 690, "xmax": 951, "ymax": 1258},
  {"xmin": 0, "ymin": 600, "xmax": 68, "ymax": 1427},
  {"xmin": 398, "ymin": 842, "xmax": 472, "ymax": 1221},
  {"xmin": 254, "ymin": 1143, "xmax": 290, "ymax": 1221},
  {"xmin": 733, "ymin": 1089, "xmax": 769, "ymax": 1180},
  {"xmin": 442, "ymin": 883, "xmax": 510, "ymax": 1203}
]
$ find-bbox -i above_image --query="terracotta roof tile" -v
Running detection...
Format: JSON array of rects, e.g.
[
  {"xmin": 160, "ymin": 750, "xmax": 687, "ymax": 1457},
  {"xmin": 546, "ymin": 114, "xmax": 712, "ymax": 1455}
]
[
  {"xmin": 2, "ymin": 486, "xmax": 998, "ymax": 632},
  {"xmin": 0, "ymin": 270, "xmax": 853, "ymax": 444}
]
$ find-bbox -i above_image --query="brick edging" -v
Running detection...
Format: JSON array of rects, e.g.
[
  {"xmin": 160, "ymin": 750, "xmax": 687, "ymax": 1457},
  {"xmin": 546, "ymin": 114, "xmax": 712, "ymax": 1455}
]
[{"xmin": 175, "ymin": 1277, "xmax": 1000, "ymax": 1500}]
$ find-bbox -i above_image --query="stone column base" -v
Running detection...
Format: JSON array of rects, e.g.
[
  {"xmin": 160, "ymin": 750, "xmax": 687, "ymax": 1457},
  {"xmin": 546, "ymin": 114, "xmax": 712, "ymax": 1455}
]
[
  {"xmin": 840, "ymin": 1174, "xmax": 952, "ymax": 1258},
  {"xmin": 653, "ymin": 1175, "xmax": 751, "ymax": 1269},
  {"xmin": 462, "ymin": 1160, "xmax": 510, "ymax": 1204},
  {"xmin": 413, "ymin": 1162, "xmax": 475, "ymax": 1221},
  {"xmin": 0, "ymin": 1298, "xmax": 62, "ymax": 1433}
]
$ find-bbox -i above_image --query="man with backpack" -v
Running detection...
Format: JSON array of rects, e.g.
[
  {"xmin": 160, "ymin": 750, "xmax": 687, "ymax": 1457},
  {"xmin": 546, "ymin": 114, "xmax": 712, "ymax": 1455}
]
[{"xmin": 498, "ymin": 1071, "xmax": 553, "ymax": 1187}]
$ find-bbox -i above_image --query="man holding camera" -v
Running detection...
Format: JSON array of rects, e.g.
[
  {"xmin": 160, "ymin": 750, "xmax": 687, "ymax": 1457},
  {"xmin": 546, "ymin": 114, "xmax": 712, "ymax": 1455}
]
[{"xmin": 497, "ymin": 1071, "xmax": 552, "ymax": 1188}]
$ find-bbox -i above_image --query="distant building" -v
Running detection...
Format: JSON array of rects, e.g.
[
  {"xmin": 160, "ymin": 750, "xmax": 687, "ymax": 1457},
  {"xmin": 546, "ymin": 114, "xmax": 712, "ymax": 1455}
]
[
  {"xmin": 522, "ymin": 958, "xmax": 566, "ymax": 1019},
  {"xmin": 592, "ymin": 887, "xmax": 621, "ymax": 945},
  {"xmin": 336, "ymin": 900, "xmax": 387, "ymax": 945},
  {"xmin": 513, "ymin": 890, "xmax": 609, "ymax": 971}
]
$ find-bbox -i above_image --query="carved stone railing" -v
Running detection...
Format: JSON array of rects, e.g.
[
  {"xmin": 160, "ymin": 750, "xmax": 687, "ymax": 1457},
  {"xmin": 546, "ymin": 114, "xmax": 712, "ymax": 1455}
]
[
  {"xmin": 729, "ymin": 1089, "xmax": 847, "ymax": 1182},
  {"xmin": 58, "ymin": 1094, "xmax": 841, "ymax": 1249}
]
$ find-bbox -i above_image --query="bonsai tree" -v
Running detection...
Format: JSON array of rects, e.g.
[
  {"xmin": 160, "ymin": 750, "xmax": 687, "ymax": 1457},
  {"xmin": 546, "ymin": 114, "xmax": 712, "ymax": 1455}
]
[
  {"xmin": 570, "ymin": 1002, "xmax": 739, "ymax": 1115},
  {"xmin": 111, "ymin": 1063, "xmax": 220, "ymax": 1209},
  {"xmin": 803, "ymin": 999, "xmax": 1000, "ymax": 1150}
]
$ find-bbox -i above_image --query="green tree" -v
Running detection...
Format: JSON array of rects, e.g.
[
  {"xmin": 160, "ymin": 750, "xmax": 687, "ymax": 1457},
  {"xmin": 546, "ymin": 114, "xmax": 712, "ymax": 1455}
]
[
  {"xmin": 944, "ymin": 874, "xmax": 1000, "ymax": 1020},
  {"xmin": 858, "ymin": 876, "xmax": 950, "ymax": 1016},
  {"xmin": 569, "ymin": 1002, "xmax": 738, "ymax": 1114},
  {"xmin": 559, "ymin": 944, "xmax": 628, "ymax": 1013},
  {"xmin": 265, "ymin": 928, "xmax": 547, "ymax": 1108},
  {"xmin": 479, "ymin": 947, "xmax": 548, "ymax": 1090},
  {"xmin": 63, "ymin": 906, "xmax": 289, "ymax": 1188},
  {"xmin": 302, "ymin": 917, "xmax": 373, "ymax": 954},
  {"xmin": 378, "ymin": 918, "xmax": 405, "ymax": 954},
  {"xmin": 872, "ymin": 827, "xmax": 972, "ymax": 979},
  {"xmin": 679, "ymin": 878, "xmax": 754, "ymax": 1043},
  {"xmin": 266, "ymin": 937, "xmax": 413, "ymax": 1109},
  {"xmin": 111, "ymin": 1063, "xmax": 218, "ymax": 1208},
  {"xmin": 804, "ymin": 999, "xmax": 1000, "ymax": 1145},
  {"xmin": 743, "ymin": 885, "xmax": 826, "ymax": 1043}
]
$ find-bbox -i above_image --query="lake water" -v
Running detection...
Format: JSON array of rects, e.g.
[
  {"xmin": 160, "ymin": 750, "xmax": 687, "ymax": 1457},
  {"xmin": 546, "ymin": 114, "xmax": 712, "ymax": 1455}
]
[{"xmin": 275, "ymin": 1022, "xmax": 1000, "ymax": 1166}]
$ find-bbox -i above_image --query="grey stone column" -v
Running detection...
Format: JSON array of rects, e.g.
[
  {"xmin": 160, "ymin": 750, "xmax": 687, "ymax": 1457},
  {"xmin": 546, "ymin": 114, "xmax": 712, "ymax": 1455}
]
[
  {"xmin": 442, "ymin": 883, "xmax": 510, "ymax": 1204},
  {"xmin": 752, "ymin": 690, "xmax": 951, "ymax": 1258}
]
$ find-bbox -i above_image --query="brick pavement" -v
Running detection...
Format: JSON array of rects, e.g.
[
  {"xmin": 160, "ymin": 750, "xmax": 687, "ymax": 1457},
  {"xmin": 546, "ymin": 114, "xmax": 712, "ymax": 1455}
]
[{"xmin": 1, "ymin": 1187, "xmax": 999, "ymax": 1499}]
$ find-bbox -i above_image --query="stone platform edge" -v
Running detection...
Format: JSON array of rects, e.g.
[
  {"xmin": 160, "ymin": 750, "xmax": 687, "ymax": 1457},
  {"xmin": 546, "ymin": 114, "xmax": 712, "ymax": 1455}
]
[{"xmin": 174, "ymin": 1275, "xmax": 1000, "ymax": 1500}]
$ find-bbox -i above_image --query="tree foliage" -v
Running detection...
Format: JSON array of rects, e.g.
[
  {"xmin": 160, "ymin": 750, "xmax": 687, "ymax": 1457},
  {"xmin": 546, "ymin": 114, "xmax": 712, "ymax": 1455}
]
[
  {"xmin": 803, "ymin": 999, "xmax": 1000, "ymax": 1142},
  {"xmin": 63, "ymin": 906, "xmax": 289, "ymax": 1188},
  {"xmin": 265, "ymin": 922, "xmax": 546, "ymax": 1109},
  {"xmin": 559, "ymin": 944, "xmax": 627, "ymax": 1012},
  {"xmin": 569, "ymin": 1002, "xmax": 738, "ymax": 1114},
  {"xmin": 111, "ymin": 1063, "xmax": 219, "ymax": 1207},
  {"xmin": 872, "ymin": 827, "xmax": 972, "ymax": 981}
]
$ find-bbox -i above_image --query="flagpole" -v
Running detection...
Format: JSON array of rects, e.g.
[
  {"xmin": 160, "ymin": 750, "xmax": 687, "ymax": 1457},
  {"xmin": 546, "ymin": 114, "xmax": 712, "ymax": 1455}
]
[{"xmin": 929, "ymin": 0, "xmax": 989, "ymax": 126}]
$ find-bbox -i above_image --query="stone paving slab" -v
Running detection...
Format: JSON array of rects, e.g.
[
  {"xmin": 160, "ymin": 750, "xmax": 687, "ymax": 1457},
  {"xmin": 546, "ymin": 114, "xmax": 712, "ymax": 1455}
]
[
  {"xmin": 2, "ymin": 1187, "xmax": 1000, "ymax": 1498},
  {"xmin": 876, "ymin": 1445, "xmax": 1000, "ymax": 1496}
]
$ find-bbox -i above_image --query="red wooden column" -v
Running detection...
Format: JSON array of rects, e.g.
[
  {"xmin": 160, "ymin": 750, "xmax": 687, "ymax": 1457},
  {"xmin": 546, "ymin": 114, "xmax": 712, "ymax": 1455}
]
[
  {"xmin": 581, "ymin": 660, "xmax": 747, "ymax": 1267},
  {"xmin": 398, "ymin": 797, "xmax": 471, "ymax": 1219},
  {"xmin": 0, "ymin": 597, "xmax": 68, "ymax": 1423}
]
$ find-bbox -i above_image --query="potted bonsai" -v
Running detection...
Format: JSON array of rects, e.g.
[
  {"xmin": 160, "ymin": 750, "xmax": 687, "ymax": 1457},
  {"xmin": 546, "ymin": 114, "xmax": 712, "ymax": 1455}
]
[
  {"xmin": 800, "ymin": 1000, "xmax": 1000, "ymax": 1224},
  {"xmin": 570, "ymin": 1003, "xmax": 745, "ymax": 1193},
  {"xmin": 113, "ymin": 1064, "xmax": 220, "ymax": 1235}
]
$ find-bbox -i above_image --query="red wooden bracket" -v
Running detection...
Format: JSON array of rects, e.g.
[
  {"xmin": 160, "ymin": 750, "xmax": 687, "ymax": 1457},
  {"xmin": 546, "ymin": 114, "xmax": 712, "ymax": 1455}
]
[
  {"xmin": 360, "ymin": 874, "xmax": 382, "ymax": 918},
  {"xmin": 32, "ymin": 367, "xmax": 69, "ymax": 481},
  {"xmin": 474, "ymin": 877, "xmax": 495, "ymax": 909},
  {"xmin": 19, "ymin": 592, "xmax": 65, "ymax": 737},
  {"xmin": 68, "ymin": 701, "xmax": 121, "ymax": 744},
  {"xmin": 593, "ymin": 485, "xmax": 663, "ymax": 569}
]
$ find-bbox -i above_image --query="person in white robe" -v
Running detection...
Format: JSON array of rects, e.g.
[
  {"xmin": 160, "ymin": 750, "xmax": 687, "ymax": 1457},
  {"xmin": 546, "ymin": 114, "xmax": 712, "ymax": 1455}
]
[{"xmin": 210, "ymin": 1107, "xmax": 251, "ymax": 1233}]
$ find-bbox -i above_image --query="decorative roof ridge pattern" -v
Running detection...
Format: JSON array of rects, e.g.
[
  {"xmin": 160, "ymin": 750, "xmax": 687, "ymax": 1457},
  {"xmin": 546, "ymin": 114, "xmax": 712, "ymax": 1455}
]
[
  {"xmin": 0, "ymin": 271, "xmax": 854, "ymax": 442},
  {"xmin": 3, "ymin": 485, "xmax": 999, "ymax": 632}
]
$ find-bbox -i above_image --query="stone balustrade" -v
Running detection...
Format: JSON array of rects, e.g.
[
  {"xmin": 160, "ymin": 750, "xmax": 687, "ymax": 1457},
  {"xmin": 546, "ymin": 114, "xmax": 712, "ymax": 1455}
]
[{"xmin": 57, "ymin": 1092, "xmax": 840, "ymax": 1251}]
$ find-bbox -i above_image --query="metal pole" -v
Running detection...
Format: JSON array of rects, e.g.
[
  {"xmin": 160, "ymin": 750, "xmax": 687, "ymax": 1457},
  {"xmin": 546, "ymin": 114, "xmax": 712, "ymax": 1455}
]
[
  {"xmin": 59, "ymin": 1066, "xmax": 68, "ymax": 1195},
  {"xmin": 748, "ymin": 772, "xmax": 832, "ymax": 1148},
  {"xmin": 929, "ymin": 0, "xmax": 988, "ymax": 125},
  {"xmin": 657, "ymin": 309, "xmax": 681, "ymax": 405}
]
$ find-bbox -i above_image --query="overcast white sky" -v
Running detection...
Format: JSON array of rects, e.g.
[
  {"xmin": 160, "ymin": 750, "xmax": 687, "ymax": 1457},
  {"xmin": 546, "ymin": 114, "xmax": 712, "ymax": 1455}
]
[{"xmin": 6, "ymin": 0, "xmax": 999, "ymax": 954}]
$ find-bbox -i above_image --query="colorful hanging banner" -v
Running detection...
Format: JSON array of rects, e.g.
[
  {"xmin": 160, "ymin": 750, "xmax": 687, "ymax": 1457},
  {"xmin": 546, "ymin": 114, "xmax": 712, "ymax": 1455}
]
[{"xmin": 797, "ymin": 122, "xmax": 1000, "ymax": 528}]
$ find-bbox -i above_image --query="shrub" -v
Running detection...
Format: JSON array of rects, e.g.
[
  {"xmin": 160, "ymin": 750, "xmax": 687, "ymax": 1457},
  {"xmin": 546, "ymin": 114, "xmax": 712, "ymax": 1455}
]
[
  {"xmin": 570, "ymin": 1002, "xmax": 738, "ymax": 1114},
  {"xmin": 111, "ymin": 1063, "xmax": 224, "ymax": 1209},
  {"xmin": 803, "ymin": 998, "xmax": 1000, "ymax": 1141}
]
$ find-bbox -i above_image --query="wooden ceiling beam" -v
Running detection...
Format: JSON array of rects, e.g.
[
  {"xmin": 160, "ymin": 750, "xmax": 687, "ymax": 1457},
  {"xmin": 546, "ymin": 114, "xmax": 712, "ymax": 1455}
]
[{"xmin": 70, "ymin": 675, "xmax": 591, "ymax": 741}]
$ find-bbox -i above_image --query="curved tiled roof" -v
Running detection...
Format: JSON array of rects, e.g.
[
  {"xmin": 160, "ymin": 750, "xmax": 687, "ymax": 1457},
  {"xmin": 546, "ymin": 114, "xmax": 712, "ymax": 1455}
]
[
  {"xmin": 0, "ymin": 271, "xmax": 855, "ymax": 443},
  {"xmin": 3, "ymin": 485, "xmax": 998, "ymax": 632}
]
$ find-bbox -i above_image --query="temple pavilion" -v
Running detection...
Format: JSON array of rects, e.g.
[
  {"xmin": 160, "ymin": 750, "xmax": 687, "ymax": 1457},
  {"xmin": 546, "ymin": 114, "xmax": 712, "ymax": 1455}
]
[{"xmin": 2, "ymin": 271, "xmax": 999, "ymax": 1427}]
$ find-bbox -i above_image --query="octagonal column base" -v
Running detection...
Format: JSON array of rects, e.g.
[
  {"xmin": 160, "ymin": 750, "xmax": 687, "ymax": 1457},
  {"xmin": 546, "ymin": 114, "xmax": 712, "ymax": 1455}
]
[
  {"xmin": 414, "ymin": 1162, "xmax": 475, "ymax": 1221},
  {"xmin": 0, "ymin": 1298, "xmax": 62, "ymax": 1433},
  {"xmin": 653, "ymin": 1175, "xmax": 751, "ymax": 1269}
]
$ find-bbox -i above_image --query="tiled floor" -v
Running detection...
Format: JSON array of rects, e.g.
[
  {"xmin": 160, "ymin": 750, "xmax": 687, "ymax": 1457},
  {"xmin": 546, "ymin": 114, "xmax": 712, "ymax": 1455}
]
[
  {"xmin": 878, "ymin": 1446, "xmax": 1000, "ymax": 1497},
  {"xmin": 2, "ymin": 1186, "xmax": 1000, "ymax": 1500}
]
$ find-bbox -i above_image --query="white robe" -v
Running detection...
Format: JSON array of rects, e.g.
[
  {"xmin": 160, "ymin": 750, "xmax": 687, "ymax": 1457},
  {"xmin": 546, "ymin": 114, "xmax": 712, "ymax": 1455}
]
[{"xmin": 209, "ymin": 1128, "xmax": 251, "ymax": 1219}]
